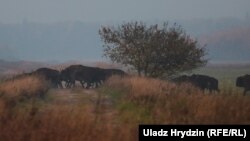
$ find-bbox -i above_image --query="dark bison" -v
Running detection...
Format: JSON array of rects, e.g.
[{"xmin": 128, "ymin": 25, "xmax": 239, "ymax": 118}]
[
  {"xmin": 61, "ymin": 65, "xmax": 126, "ymax": 89},
  {"xmin": 33, "ymin": 68, "xmax": 62, "ymax": 88},
  {"xmin": 236, "ymin": 74, "xmax": 250, "ymax": 95},
  {"xmin": 172, "ymin": 74, "xmax": 219, "ymax": 92},
  {"xmin": 190, "ymin": 74, "xmax": 219, "ymax": 92},
  {"xmin": 60, "ymin": 65, "xmax": 81, "ymax": 88},
  {"xmin": 61, "ymin": 65, "xmax": 105, "ymax": 88}
]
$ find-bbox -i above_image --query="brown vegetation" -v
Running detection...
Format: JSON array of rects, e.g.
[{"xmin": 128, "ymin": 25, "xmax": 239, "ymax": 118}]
[
  {"xmin": 0, "ymin": 75, "xmax": 49, "ymax": 100},
  {"xmin": 0, "ymin": 75, "xmax": 250, "ymax": 141},
  {"xmin": 104, "ymin": 76, "xmax": 250, "ymax": 124}
]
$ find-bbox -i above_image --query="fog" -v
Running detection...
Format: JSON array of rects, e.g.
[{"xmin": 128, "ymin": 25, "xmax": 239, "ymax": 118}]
[{"xmin": 0, "ymin": 0, "xmax": 249, "ymax": 63}]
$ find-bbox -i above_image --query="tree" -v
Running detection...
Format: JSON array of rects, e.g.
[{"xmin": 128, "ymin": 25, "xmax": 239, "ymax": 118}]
[{"xmin": 99, "ymin": 21, "xmax": 207, "ymax": 78}]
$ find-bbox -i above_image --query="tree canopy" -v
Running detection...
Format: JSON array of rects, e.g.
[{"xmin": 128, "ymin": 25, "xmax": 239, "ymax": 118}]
[{"xmin": 99, "ymin": 21, "xmax": 207, "ymax": 78}]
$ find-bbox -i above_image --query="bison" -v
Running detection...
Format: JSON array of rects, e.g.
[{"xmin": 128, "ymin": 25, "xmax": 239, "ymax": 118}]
[
  {"xmin": 33, "ymin": 68, "xmax": 62, "ymax": 88},
  {"xmin": 61, "ymin": 65, "xmax": 126, "ymax": 89},
  {"xmin": 61, "ymin": 65, "xmax": 106, "ymax": 88},
  {"xmin": 236, "ymin": 74, "xmax": 250, "ymax": 95},
  {"xmin": 190, "ymin": 74, "xmax": 219, "ymax": 92},
  {"xmin": 172, "ymin": 74, "xmax": 219, "ymax": 93}
]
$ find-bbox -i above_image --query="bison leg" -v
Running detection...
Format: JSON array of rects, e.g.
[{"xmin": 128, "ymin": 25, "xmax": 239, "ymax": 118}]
[
  {"xmin": 95, "ymin": 81, "xmax": 103, "ymax": 88},
  {"xmin": 58, "ymin": 82, "xmax": 63, "ymax": 88},
  {"xmin": 86, "ymin": 82, "xmax": 91, "ymax": 89},
  {"xmin": 67, "ymin": 80, "xmax": 75, "ymax": 88},
  {"xmin": 65, "ymin": 81, "xmax": 72, "ymax": 88},
  {"xmin": 80, "ymin": 81, "xmax": 86, "ymax": 88}
]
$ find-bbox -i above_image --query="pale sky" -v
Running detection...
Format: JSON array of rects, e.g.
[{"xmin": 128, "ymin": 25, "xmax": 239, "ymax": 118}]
[{"xmin": 0, "ymin": 0, "xmax": 249, "ymax": 23}]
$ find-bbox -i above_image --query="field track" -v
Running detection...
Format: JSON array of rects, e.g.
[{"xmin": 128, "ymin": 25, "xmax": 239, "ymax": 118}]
[{"xmin": 46, "ymin": 88, "xmax": 117, "ymax": 122}]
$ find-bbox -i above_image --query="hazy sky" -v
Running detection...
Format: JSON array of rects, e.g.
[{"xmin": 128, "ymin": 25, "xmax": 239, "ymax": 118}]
[{"xmin": 0, "ymin": 0, "xmax": 249, "ymax": 23}]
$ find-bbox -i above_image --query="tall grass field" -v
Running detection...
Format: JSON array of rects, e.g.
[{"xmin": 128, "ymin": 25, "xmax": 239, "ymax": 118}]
[{"xmin": 0, "ymin": 65, "xmax": 250, "ymax": 141}]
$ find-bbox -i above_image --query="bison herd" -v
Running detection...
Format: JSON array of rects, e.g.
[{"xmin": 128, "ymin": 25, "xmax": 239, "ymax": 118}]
[
  {"xmin": 173, "ymin": 74, "xmax": 250, "ymax": 95},
  {"xmin": 23, "ymin": 65, "xmax": 126, "ymax": 89},
  {"xmin": 17, "ymin": 65, "xmax": 250, "ymax": 95}
]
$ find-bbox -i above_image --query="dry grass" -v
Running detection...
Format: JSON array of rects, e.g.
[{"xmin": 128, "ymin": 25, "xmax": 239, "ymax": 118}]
[
  {"xmin": 105, "ymin": 75, "xmax": 201, "ymax": 97},
  {"xmin": 0, "ymin": 75, "xmax": 49, "ymax": 125},
  {"xmin": 0, "ymin": 105, "xmax": 128, "ymax": 141},
  {"xmin": 0, "ymin": 75, "xmax": 137, "ymax": 141},
  {"xmin": 104, "ymin": 76, "xmax": 250, "ymax": 124},
  {"xmin": 0, "ymin": 75, "xmax": 49, "ymax": 99},
  {"xmin": 0, "ymin": 75, "xmax": 250, "ymax": 141}
]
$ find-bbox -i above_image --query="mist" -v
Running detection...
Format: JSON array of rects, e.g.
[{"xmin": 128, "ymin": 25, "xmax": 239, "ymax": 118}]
[{"xmin": 0, "ymin": 0, "xmax": 250, "ymax": 63}]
